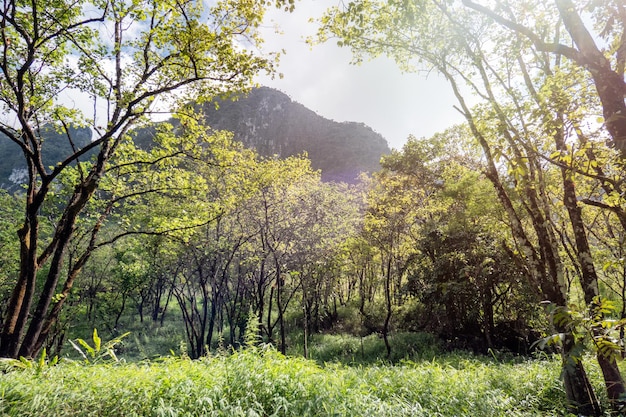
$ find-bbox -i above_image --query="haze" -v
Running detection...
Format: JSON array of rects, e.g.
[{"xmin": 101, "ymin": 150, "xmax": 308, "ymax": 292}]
[{"xmin": 257, "ymin": 1, "xmax": 463, "ymax": 150}]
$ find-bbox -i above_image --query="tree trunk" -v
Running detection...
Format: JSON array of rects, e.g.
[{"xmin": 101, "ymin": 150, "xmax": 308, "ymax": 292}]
[
  {"xmin": 0, "ymin": 209, "xmax": 38, "ymax": 358},
  {"xmin": 554, "ymin": 119, "xmax": 626, "ymax": 411},
  {"xmin": 302, "ymin": 279, "xmax": 309, "ymax": 359},
  {"xmin": 1, "ymin": 140, "xmax": 111, "ymax": 359},
  {"xmin": 555, "ymin": 0, "xmax": 626, "ymax": 155},
  {"xmin": 276, "ymin": 270, "xmax": 286, "ymax": 355},
  {"xmin": 561, "ymin": 330, "xmax": 602, "ymax": 416},
  {"xmin": 382, "ymin": 256, "xmax": 393, "ymax": 359}
]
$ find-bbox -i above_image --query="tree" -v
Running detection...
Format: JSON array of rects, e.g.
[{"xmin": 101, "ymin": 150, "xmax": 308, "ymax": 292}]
[
  {"xmin": 169, "ymin": 138, "xmax": 259, "ymax": 358},
  {"xmin": 363, "ymin": 153, "xmax": 427, "ymax": 357},
  {"xmin": 315, "ymin": 0, "xmax": 626, "ymax": 413},
  {"xmin": 238, "ymin": 156, "xmax": 323, "ymax": 353},
  {"xmin": 279, "ymin": 180, "xmax": 361, "ymax": 357},
  {"xmin": 384, "ymin": 133, "xmax": 538, "ymax": 352},
  {"xmin": 460, "ymin": 0, "xmax": 626, "ymax": 156},
  {"xmin": 0, "ymin": 0, "xmax": 291, "ymax": 359}
]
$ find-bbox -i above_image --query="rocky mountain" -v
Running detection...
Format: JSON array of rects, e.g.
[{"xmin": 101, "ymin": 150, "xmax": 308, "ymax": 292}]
[
  {"xmin": 198, "ymin": 87, "xmax": 390, "ymax": 182},
  {"xmin": 0, "ymin": 88, "xmax": 390, "ymax": 190},
  {"xmin": 0, "ymin": 126, "xmax": 93, "ymax": 192}
]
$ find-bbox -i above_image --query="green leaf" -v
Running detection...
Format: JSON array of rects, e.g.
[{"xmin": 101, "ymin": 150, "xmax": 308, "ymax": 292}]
[
  {"xmin": 38, "ymin": 348, "xmax": 46, "ymax": 370},
  {"xmin": 93, "ymin": 329, "xmax": 102, "ymax": 353},
  {"xmin": 76, "ymin": 338, "xmax": 95, "ymax": 358},
  {"xmin": 549, "ymin": 150, "xmax": 561, "ymax": 160}
]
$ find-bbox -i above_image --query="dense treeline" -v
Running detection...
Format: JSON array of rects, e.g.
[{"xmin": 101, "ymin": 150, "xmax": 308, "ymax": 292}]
[{"xmin": 0, "ymin": 116, "xmax": 614, "ymax": 361}]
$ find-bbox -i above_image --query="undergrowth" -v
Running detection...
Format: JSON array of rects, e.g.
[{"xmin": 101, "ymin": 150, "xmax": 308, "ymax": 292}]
[
  {"xmin": 304, "ymin": 332, "xmax": 442, "ymax": 364},
  {"xmin": 0, "ymin": 345, "xmax": 584, "ymax": 417}
]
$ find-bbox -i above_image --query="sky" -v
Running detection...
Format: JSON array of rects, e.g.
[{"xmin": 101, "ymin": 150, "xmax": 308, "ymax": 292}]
[{"xmin": 255, "ymin": 1, "xmax": 464, "ymax": 151}]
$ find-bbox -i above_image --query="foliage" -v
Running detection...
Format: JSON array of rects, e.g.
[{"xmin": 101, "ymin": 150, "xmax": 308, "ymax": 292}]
[
  {"xmin": 0, "ymin": 348, "xmax": 58, "ymax": 375},
  {"xmin": 3, "ymin": 1, "xmax": 625, "ymax": 414},
  {"xmin": 69, "ymin": 328, "xmax": 130, "ymax": 364},
  {"xmin": 314, "ymin": 0, "xmax": 626, "ymax": 412},
  {"xmin": 537, "ymin": 297, "xmax": 626, "ymax": 364},
  {"xmin": 0, "ymin": 0, "xmax": 292, "ymax": 359},
  {"xmin": 305, "ymin": 332, "xmax": 441, "ymax": 365},
  {"xmin": 0, "ymin": 348, "xmax": 580, "ymax": 417}
]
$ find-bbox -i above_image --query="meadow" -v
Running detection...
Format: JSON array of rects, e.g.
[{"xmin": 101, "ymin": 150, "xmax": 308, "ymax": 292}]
[{"xmin": 0, "ymin": 334, "xmax": 601, "ymax": 417}]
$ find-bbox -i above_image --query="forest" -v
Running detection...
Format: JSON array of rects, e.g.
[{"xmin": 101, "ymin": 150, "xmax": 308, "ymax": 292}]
[{"xmin": 1, "ymin": 0, "xmax": 626, "ymax": 416}]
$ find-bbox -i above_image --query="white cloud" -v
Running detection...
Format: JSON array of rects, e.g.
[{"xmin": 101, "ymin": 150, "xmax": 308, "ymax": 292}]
[{"xmin": 256, "ymin": 1, "xmax": 463, "ymax": 150}]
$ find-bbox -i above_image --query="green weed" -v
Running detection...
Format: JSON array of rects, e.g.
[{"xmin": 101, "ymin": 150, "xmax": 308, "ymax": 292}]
[
  {"xmin": 69, "ymin": 328, "xmax": 130, "ymax": 364},
  {"xmin": 307, "ymin": 332, "xmax": 441, "ymax": 364},
  {"xmin": 0, "ymin": 346, "xmax": 590, "ymax": 416}
]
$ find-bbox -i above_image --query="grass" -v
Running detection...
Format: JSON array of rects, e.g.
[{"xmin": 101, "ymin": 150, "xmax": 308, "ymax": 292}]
[
  {"xmin": 302, "ymin": 332, "xmax": 442, "ymax": 365},
  {"xmin": 0, "ymin": 344, "xmax": 585, "ymax": 417}
]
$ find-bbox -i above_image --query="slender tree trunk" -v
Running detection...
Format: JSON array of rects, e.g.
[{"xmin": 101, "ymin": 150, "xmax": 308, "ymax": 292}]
[
  {"xmin": 31, "ymin": 263, "xmax": 88, "ymax": 356},
  {"xmin": 19, "ymin": 234, "xmax": 70, "ymax": 358},
  {"xmin": 160, "ymin": 279, "xmax": 175, "ymax": 326},
  {"xmin": 382, "ymin": 256, "xmax": 392, "ymax": 359},
  {"xmin": 302, "ymin": 278, "xmax": 309, "ymax": 359},
  {"xmin": 276, "ymin": 269, "xmax": 286, "ymax": 355},
  {"xmin": 553, "ymin": 116, "xmax": 626, "ymax": 410},
  {"xmin": 113, "ymin": 293, "xmax": 127, "ymax": 330},
  {"xmin": 554, "ymin": 0, "xmax": 626, "ymax": 156},
  {"xmin": 482, "ymin": 280, "xmax": 494, "ymax": 349},
  {"xmin": 560, "ymin": 330, "xmax": 602, "ymax": 416},
  {"xmin": 206, "ymin": 293, "xmax": 218, "ymax": 351},
  {"xmin": 267, "ymin": 285, "xmax": 274, "ymax": 343}
]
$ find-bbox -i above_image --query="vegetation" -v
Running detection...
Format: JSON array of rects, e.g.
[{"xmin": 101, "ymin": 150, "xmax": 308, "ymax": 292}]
[
  {"xmin": 316, "ymin": 1, "xmax": 626, "ymax": 414},
  {"xmin": 0, "ymin": 344, "xmax": 580, "ymax": 417},
  {"xmin": 1, "ymin": 0, "xmax": 626, "ymax": 416}
]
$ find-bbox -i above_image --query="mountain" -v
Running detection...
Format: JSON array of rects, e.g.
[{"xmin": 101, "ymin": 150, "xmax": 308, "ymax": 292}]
[
  {"xmin": 198, "ymin": 87, "xmax": 390, "ymax": 182},
  {"xmin": 0, "ymin": 88, "xmax": 390, "ymax": 190},
  {"xmin": 0, "ymin": 126, "xmax": 93, "ymax": 192}
]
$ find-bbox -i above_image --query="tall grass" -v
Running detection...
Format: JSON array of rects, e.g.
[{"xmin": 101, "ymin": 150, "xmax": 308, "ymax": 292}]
[
  {"xmin": 303, "ymin": 332, "xmax": 442, "ymax": 364},
  {"xmin": 0, "ymin": 345, "xmax": 586, "ymax": 416}
]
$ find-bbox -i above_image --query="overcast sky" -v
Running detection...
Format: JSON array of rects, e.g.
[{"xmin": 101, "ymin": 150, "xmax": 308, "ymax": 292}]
[{"xmin": 255, "ymin": 1, "xmax": 464, "ymax": 150}]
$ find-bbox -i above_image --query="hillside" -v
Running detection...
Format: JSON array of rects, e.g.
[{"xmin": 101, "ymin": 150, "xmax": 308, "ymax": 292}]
[
  {"xmin": 0, "ymin": 88, "xmax": 390, "ymax": 189},
  {"xmin": 0, "ymin": 126, "xmax": 92, "ymax": 192},
  {"xmin": 198, "ymin": 87, "xmax": 390, "ymax": 182}
]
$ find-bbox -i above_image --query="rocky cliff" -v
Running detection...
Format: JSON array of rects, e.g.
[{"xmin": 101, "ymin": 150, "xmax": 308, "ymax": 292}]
[
  {"xmin": 0, "ymin": 88, "xmax": 390, "ymax": 190},
  {"xmin": 0, "ymin": 126, "xmax": 92, "ymax": 192},
  {"xmin": 199, "ymin": 87, "xmax": 390, "ymax": 182}
]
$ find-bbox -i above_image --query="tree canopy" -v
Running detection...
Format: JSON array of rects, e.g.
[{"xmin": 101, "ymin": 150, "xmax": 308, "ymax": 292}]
[
  {"xmin": 315, "ymin": 0, "xmax": 626, "ymax": 414},
  {"xmin": 0, "ymin": 0, "xmax": 292, "ymax": 359}
]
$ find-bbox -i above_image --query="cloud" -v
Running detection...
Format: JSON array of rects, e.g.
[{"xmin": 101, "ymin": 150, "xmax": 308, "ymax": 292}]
[{"xmin": 256, "ymin": 1, "xmax": 463, "ymax": 150}]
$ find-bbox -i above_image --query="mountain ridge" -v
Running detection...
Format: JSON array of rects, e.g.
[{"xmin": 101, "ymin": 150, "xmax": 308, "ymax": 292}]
[
  {"xmin": 0, "ymin": 87, "xmax": 390, "ymax": 189},
  {"xmin": 198, "ymin": 87, "xmax": 390, "ymax": 182}
]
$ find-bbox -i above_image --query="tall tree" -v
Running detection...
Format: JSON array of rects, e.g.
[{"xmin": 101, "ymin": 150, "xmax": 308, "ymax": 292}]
[
  {"xmin": 461, "ymin": 0, "xmax": 626, "ymax": 155},
  {"xmin": 315, "ymin": 0, "xmax": 625, "ymax": 413},
  {"xmin": 0, "ymin": 0, "xmax": 290, "ymax": 359}
]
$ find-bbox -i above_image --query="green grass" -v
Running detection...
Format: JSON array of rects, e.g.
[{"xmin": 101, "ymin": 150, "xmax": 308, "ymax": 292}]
[
  {"xmin": 0, "ymin": 346, "xmax": 584, "ymax": 416},
  {"xmin": 301, "ymin": 332, "xmax": 442, "ymax": 365}
]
